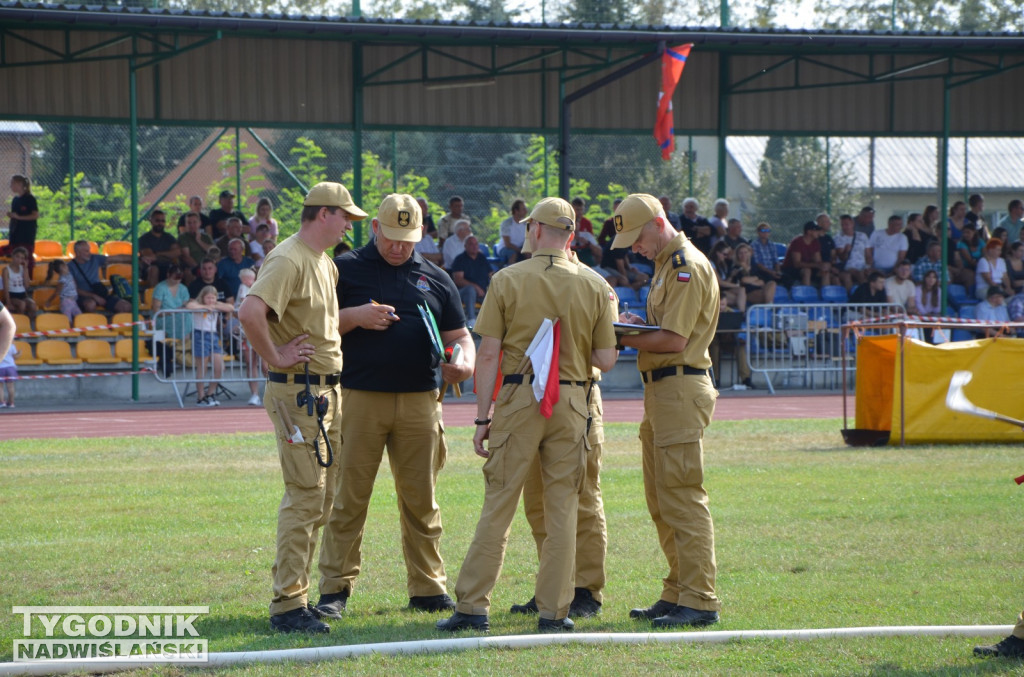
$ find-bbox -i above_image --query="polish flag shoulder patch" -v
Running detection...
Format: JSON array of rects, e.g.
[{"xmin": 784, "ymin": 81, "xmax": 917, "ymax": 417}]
[{"xmin": 677, "ymin": 271, "xmax": 691, "ymax": 282}]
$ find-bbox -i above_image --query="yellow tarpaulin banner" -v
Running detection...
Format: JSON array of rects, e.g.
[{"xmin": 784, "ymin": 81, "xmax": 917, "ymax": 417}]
[{"xmin": 856, "ymin": 334, "xmax": 1024, "ymax": 444}]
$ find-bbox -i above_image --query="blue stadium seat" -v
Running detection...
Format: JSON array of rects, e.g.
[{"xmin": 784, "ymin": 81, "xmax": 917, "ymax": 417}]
[
  {"xmin": 478, "ymin": 242, "xmax": 491, "ymax": 258},
  {"xmin": 774, "ymin": 243, "xmax": 786, "ymax": 261},
  {"xmin": 638, "ymin": 285, "xmax": 651, "ymax": 304},
  {"xmin": 773, "ymin": 286, "xmax": 791, "ymax": 303},
  {"xmin": 947, "ymin": 284, "xmax": 979, "ymax": 308},
  {"xmin": 952, "ymin": 304, "xmax": 978, "ymax": 341},
  {"xmin": 790, "ymin": 285, "xmax": 820, "ymax": 304},
  {"xmin": 821, "ymin": 285, "xmax": 848, "ymax": 304}
]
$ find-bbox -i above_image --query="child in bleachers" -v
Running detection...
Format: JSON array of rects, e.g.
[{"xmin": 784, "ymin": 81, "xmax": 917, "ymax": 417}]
[
  {"xmin": 44, "ymin": 259, "xmax": 82, "ymax": 323},
  {"xmin": 2, "ymin": 247, "xmax": 37, "ymax": 319},
  {"xmin": 0, "ymin": 340, "xmax": 17, "ymax": 408},
  {"xmin": 186, "ymin": 284, "xmax": 234, "ymax": 407}
]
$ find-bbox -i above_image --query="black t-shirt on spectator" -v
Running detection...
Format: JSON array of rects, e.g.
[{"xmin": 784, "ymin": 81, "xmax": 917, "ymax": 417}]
[
  {"xmin": 188, "ymin": 277, "xmax": 232, "ymax": 303},
  {"xmin": 139, "ymin": 231, "xmax": 177, "ymax": 255},
  {"xmin": 208, "ymin": 209, "xmax": 247, "ymax": 240},
  {"xmin": 450, "ymin": 253, "xmax": 492, "ymax": 290},
  {"xmin": 850, "ymin": 284, "xmax": 886, "ymax": 304}
]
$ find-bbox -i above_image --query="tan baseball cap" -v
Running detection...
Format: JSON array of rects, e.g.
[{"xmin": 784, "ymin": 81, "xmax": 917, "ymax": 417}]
[
  {"xmin": 521, "ymin": 197, "xmax": 575, "ymax": 231},
  {"xmin": 611, "ymin": 193, "xmax": 663, "ymax": 249},
  {"xmin": 303, "ymin": 182, "xmax": 367, "ymax": 220},
  {"xmin": 375, "ymin": 193, "xmax": 423, "ymax": 243}
]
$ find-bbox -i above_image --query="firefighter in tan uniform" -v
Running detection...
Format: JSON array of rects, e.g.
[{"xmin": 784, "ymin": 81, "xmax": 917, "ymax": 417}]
[
  {"xmin": 613, "ymin": 193, "xmax": 723, "ymax": 628},
  {"xmin": 238, "ymin": 182, "xmax": 366, "ymax": 633},
  {"xmin": 510, "ymin": 228, "xmax": 616, "ymax": 619},
  {"xmin": 437, "ymin": 197, "xmax": 618, "ymax": 634}
]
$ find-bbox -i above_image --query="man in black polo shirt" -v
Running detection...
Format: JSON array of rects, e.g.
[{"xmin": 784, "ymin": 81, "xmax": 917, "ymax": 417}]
[
  {"xmin": 208, "ymin": 190, "xmax": 247, "ymax": 240},
  {"xmin": 315, "ymin": 193, "xmax": 475, "ymax": 619}
]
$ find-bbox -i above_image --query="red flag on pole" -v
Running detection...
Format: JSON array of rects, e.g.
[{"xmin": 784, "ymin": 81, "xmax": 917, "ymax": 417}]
[
  {"xmin": 539, "ymin": 320, "xmax": 560, "ymax": 418},
  {"xmin": 654, "ymin": 43, "xmax": 693, "ymax": 161}
]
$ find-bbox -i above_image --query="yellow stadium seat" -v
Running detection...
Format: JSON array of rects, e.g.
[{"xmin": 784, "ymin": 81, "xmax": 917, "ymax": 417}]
[
  {"xmin": 75, "ymin": 312, "xmax": 116, "ymax": 338},
  {"xmin": 77, "ymin": 339, "xmax": 122, "ymax": 365},
  {"xmin": 33, "ymin": 288, "xmax": 60, "ymax": 312},
  {"xmin": 12, "ymin": 340, "xmax": 42, "ymax": 366},
  {"xmin": 33, "ymin": 240, "xmax": 65, "ymax": 261},
  {"xmin": 11, "ymin": 313, "xmax": 31, "ymax": 336},
  {"xmin": 102, "ymin": 241, "xmax": 133, "ymax": 256},
  {"xmin": 36, "ymin": 339, "xmax": 82, "ymax": 365},
  {"xmin": 65, "ymin": 241, "xmax": 98, "ymax": 257},
  {"xmin": 35, "ymin": 313, "xmax": 72, "ymax": 335},
  {"xmin": 115, "ymin": 338, "xmax": 154, "ymax": 361},
  {"xmin": 111, "ymin": 312, "xmax": 137, "ymax": 336},
  {"xmin": 138, "ymin": 287, "xmax": 154, "ymax": 312},
  {"xmin": 30, "ymin": 263, "xmax": 52, "ymax": 285},
  {"xmin": 104, "ymin": 262, "xmax": 133, "ymax": 283}
]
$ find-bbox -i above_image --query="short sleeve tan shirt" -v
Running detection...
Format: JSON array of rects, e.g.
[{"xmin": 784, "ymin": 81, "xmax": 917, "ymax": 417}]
[{"xmin": 248, "ymin": 233, "xmax": 342, "ymax": 374}]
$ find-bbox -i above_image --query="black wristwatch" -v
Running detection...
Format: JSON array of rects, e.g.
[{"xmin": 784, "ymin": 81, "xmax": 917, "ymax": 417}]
[{"xmin": 474, "ymin": 418, "xmax": 492, "ymax": 425}]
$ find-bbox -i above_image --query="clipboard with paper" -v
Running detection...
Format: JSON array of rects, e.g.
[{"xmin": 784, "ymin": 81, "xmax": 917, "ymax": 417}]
[{"xmin": 419, "ymin": 301, "xmax": 462, "ymax": 399}]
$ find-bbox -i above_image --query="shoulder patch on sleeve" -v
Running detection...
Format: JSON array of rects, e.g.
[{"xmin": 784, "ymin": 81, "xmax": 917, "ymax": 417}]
[{"xmin": 671, "ymin": 249, "xmax": 687, "ymax": 269}]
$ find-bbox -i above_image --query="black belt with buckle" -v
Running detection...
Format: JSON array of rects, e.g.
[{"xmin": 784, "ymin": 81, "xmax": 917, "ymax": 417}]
[
  {"xmin": 503, "ymin": 374, "xmax": 587, "ymax": 387},
  {"xmin": 641, "ymin": 365, "xmax": 707, "ymax": 383},
  {"xmin": 267, "ymin": 371, "xmax": 341, "ymax": 386}
]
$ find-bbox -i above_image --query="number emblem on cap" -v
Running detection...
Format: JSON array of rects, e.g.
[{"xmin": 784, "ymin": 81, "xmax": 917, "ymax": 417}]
[
  {"xmin": 398, "ymin": 210, "xmax": 411, "ymax": 227},
  {"xmin": 614, "ymin": 214, "xmax": 623, "ymax": 232}
]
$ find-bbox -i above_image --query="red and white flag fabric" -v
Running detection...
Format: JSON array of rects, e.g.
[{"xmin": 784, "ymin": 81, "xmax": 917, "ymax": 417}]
[
  {"xmin": 525, "ymin": 318, "xmax": 561, "ymax": 418},
  {"xmin": 654, "ymin": 43, "xmax": 693, "ymax": 161}
]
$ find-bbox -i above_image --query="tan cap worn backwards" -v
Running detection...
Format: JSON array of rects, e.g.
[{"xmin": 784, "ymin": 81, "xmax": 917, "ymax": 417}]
[
  {"xmin": 611, "ymin": 193, "xmax": 663, "ymax": 249},
  {"xmin": 521, "ymin": 196, "xmax": 575, "ymax": 231},
  {"xmin": 303, "ymin": 182, "xmax": 368, "ymax": 220},
  {"xmin": 375, "ymin": 193, "xmax": 423, "ymax": 243}
]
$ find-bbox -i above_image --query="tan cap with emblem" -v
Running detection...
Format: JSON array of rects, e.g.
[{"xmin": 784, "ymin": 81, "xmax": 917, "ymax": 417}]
[
  {"xmin": 520, "ymin": 196, "xmax": 575, "ymax": 231},
  {"xmin": 611, "ymin": 193, "xmax": 663, "ymax": 249},
  {"xmin": 376, "ymin": 193, "xmax": 423, "ymax": 242},
  {"xmin": 303, "ymin": 182, "xmax": 368, "ymax": 220}
]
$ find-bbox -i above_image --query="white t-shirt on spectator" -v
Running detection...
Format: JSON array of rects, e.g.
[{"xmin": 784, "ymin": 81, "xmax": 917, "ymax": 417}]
[
  {"xmin": 976, "ymin": 256, "xmax": 1007, "ymax": 293},
  {"xmin": 499, "ymin": 216, "xmax": 526, "ymax": 251},
  {"xmin": 885, "ymin": 276, "xmax": 916, "ymax": 310},
  {"xmin": 868, "ymin": 231, "xmax": 908, "ymax": 271},
  {"xmin": 834, "ymin": 231, "xmax": 868, "ymax": 270}
]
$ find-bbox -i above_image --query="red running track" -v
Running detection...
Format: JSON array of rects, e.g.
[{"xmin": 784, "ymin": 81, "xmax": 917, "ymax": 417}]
[{"xmin": 0, "ymin": 394, "xmax": 847, "ymax": 441}]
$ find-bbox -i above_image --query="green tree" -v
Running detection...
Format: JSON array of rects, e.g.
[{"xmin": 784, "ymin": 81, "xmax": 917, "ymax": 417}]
[
  {"xmin": 812, "ymin": 0, "xmax": 1023, "ymax": 31},
  {"xmin": 751, "ymin": 136, "xmax": 863, "ymax": 242}
]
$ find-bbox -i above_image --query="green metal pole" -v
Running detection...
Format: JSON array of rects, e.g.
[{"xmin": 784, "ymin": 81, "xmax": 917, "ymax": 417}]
[
  {"xmin": 391, "ymin": 130, "xmax": 398, "ymax": 193},
  {"xmin": 688, "ymin": 135, "xmax": 694, "ymax": 196},
  {"xmin": 352, "ymin": 0, "xmax": 360, "ymax": 16},
  {"xmin": 826, "ymin": 136, "xmax": 832, "ymax": 214},
  {"xmin": 720, "ymin": 0, "xmax": 730, "ymax": 27},
  {"xmin": 939, "ymin": 75, "xmax": 951, "ymax": 312},
  {"xmin": 352, "ymin": 43, "xmax": 364, "ymax": 245},
  {"xmin": 543, "ymin": 134, "xmax": 549, "ymax": 196},
  {"xmin": 717, "ymin": 55, "xmax": 729, "ymax": 199},
  {"xmin": 963, "ymin": 138, "xmax": 969, "ymax": 202},
  {"xmin": 246, "ymin": 128, "xmax": 308, "ymax": 193},
  {"xmin": 68, "ymin": 123, "xmax": 75, "ymax": 241},
  {"xmin": 235, "ymin": 126, "xmax": 242, "ymax": 210},
  {"xmin": 129, "ymin": 57, "xmax": 140, "ymax": 401}
]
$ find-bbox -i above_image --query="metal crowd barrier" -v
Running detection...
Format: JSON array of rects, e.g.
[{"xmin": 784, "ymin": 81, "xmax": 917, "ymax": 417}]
[
  {"xmin": 150, "ymin": 308, "xmax": 265, "ymax": 408},
  {"xmin": 743, "ymin": 303, "xmax": 906, "ymax": 394}
]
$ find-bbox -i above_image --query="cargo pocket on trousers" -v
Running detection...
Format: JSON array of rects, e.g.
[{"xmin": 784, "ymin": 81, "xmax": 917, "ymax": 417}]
[
  {"xmin": 279, "ymin": 441, "xmax": 324, "ymax": 491},
  {"xmin": 483, "ymin": 430, "xmax": 511, "ymax": 489},
  {"xmin": 435, "ymin": 419, "xmax": 448, "ymax": 473},
  {"xmin": 655, "ymin": 426, "xmax": 704, "ymax": 489}
]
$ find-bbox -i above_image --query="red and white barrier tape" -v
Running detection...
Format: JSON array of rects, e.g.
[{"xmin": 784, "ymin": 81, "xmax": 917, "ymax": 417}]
[
  {"xmin": 0, "ymin": 368, "xmax": 155, "ymax": 381},
  {"xmin": 851, "ymin": 313, "xmax": 1024, "ymax": 327},
  {"xmin": 15, "ymin": 319, "xmax": 151, "ymax": 339}
]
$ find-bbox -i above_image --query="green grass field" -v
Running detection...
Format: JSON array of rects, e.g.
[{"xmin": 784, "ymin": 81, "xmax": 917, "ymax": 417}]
[{"xmin": 2, "ymin": 418, "xmax": 1024, "ymax": 675}]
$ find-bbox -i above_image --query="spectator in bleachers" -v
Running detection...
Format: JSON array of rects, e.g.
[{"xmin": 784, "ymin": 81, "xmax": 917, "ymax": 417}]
[
  {"xmin": 854, "ymin": 206, "xmax": 876, "ymax": 237},
  {"xmin": 139, "ymin": 209, "xmax": 179, "ymax": 287},
  {"xmin": 956, "ymin": 222, "xmax": 983, "ymax": 285},
  {"xmin": 44, "ymin": 259, "xmax": 81, "ymax": 323},
  {"xmin": 976, "ymin": 239, "xmax": 1011, "ymax": 300},
  {"xmin": 1006, "ymin": 241, "xmax": 1024, "ymax": 294},
  {"xmin": 903, "ymin": 212, "xmax": 935, "ymax": 263},
  {"xmin": 187, "ymin": 285, "xmax": 234, "ymax": 407},
  {"xmin": 216, "ymin": 240, "xmax": 253, "ymax": 300},
  {"xmin": 711, "ymin": 241, "xmax": 745, "ymax": 312},
  {"xmin": 948, "ymin": 200, "xmax": 968, "ymax": 243},
  {"xmin": 966, "ymin": 194, "xmax": 988, "ymax": 236},
  {"xmin": 607, "ymin": 241, "xmax": 650, "ymax": 291},
  {"xmin": 833, "ymin": 213, "xmax": 869, "ymax": 290},
  {"xmin": 992, "ymin": 226, "xmax": 1009, "ymax": 247},
  {"xmin": 679, "ymin": 197, "xmax": 713, "ymax": 252},
  {"xmin": 417, "ymin": 198, "xmax": 437, "ymax": 239},
  {"xmin": 884, "ymin": 259, "xmax": 917, "ymax": 313},
  {"xmin": 912, "ymin": 240, "xmax": 948, "ymax": 284},
  {"xmin": 216, "ymin": 217, "xmax": 253, "ymax": 257},
  {"xmin": 497, "ymin": 199, "xmax": 528, "ymax": 265},
  {"xmin": 721, "ymin": 218, "xmax": 748, "ymax": 251},
  {"xmin": 191, "ymin": 258, "xmax": 232, "ymax": 304},
  {"xmin": 751, "ymin": 222, "xmax": 783, "ymax": 286},
  {"xmin": 731, "ymin": 243, "xmax": 776, "ymax": 305},
  {"xmin": 450, "ymin": 236, "xmax": 492, "ymax": 324},
  {"xmin": 922, "ymin": 204, "xmax": 941, "ymax": 235},
  {"xmin": 658, "ymin": 196, "xmax": 682, "ymax": 232},
  {"xmin": 442, "ymin": 219, "xmax": 472, "ymax": 270},
  {"xmin": 205, "ymin": 245, "xmax": 222, "ymax": 263},
  {"xmin": 865, "ymin": 215, "xmax": 909, "ymax": 276},
  {"xmin": 1007, "ymin": 286, "xmax": 1024, "ymax": 327},
  {"xmin": 68, "ymin": 240, "xmax": 132, "ymax": 314},
  {"xmin": 570, "ymin": 198, "xmax": 603, "ymax": 267},
  {"xmin": 178, "ymin": 211, "xmax": 214, "ymax": 279},
  {"xmin": 915, "ymin": 270, "xmax": 942, "ymax": 316},
  {"xmin": 816, "ymin": 212, "xmax": 836, "ymax": 270},
  {"xmin": 976, "ymin": 286, "xmax": 1009, "ymax": 336},
  {"xmin": 782, "ymin": 220, "xmax": 832, "ymax": 288},
  {"xmin": 176, "ymin": 195, "xmax": 211, "ymax": 235},
  {"xmin": 597, "ymin": 198, "xmax": 622, "ymax": 252},
  {"xmin": 248, "ymin": 196, "xmax": 279, "ymax": 241},
  {"xmin": 0, "ymin": 336, "xmax": 17, "ymax": 409},
  {"xmin": 436, "ymin": 195, "xmax": 469, "ymax": 245},
  {"xmin": 151, "ymin": 263, "xmax": 193, "ymax": 378},
  {"xmin": 248, "ymin": 223, "xmax": 273, "ymax": 265},
  {"xmin": 850, "ymin": 271, "xmax": 887, "ymax": 304},
  {"xmin": 998, "ymin": 199, "xmax": 1023, "ymax": 243},
  {"xmin": 208, "ymin": 190, "xmax": 247, "ymax": 240},
  {"xmin": 707, "ymin": 198, "xmax": 729, "ymax": 246},
  {"xmin": 6, "ymin": 174, "xmax": 38, "ymax": 270},
  {"xmin": 2, "ymin": 247, "xmax": 36, "ymax": 319},
  {"xmin": 413, "ymin": 220, "xmax": 443, "ymax": 267}
]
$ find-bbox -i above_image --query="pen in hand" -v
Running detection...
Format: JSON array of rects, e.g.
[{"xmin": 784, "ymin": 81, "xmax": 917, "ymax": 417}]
[{"xmin": 370, "ymin": 298, "xmax": 398, "ymax": 319}]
